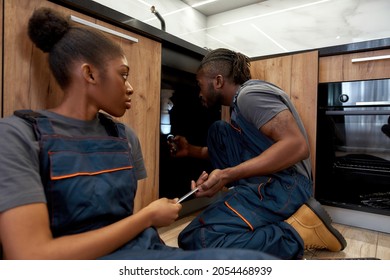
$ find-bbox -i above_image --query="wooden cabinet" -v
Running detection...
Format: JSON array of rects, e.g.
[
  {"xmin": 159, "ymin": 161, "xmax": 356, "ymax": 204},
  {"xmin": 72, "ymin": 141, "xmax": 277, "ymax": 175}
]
[
  {"xmin": 2, "ymin": 0, "xmax": 161, "ymax": 212},
  {"xmin": 250, "ymin": 51, "xmax": 319, "ymax": 183},
  {"xmin": 319, "ymin": 49, "xmax": 390, "ymax": 82}
]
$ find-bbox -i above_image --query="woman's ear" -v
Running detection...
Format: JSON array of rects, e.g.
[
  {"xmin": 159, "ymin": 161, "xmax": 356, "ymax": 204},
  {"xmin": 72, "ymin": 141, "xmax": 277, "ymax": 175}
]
[{"xmin": 81, "ymin": 64, "xmax": 96, "ymax": 84}]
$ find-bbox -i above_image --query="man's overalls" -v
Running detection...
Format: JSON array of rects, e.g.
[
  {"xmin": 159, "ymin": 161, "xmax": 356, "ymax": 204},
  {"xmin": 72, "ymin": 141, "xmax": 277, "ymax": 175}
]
[
  {"xmin": 15, "ymin": 110, "xmax": 276, "ymax": 260},
  {"xmin": 178, "ymin": 80, "xmax": 313, "ymax": 259}
]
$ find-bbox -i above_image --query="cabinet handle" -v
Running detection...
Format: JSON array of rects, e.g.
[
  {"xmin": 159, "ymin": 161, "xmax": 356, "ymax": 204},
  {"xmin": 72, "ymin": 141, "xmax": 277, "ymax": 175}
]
[
  {"xmin": 70, "ymin": 15, "xmax": 138, "ymax": 43},
  {"xmin": 351, "ymin": 55, "xmax": 390, "ymax": 63}
]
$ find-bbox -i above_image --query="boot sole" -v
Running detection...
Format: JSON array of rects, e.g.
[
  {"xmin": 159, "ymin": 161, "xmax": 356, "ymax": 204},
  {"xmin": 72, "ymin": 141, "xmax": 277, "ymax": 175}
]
[{"xmin": 304, "ymin": 197, "xmax": 347, "ymax": 250}]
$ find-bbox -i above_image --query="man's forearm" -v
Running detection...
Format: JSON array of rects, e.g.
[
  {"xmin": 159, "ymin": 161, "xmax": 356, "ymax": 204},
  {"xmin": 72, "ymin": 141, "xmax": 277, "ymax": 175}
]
[{"xmin": 188, "ymin": 145, "xmax": 209, "ymax": 160}]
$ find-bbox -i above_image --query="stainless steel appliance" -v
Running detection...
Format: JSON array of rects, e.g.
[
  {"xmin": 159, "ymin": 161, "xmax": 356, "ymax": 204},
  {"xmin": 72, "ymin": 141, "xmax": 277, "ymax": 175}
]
[{"xmin": 316, "ymin": 79, "xmax": 390, "ymax": 232}]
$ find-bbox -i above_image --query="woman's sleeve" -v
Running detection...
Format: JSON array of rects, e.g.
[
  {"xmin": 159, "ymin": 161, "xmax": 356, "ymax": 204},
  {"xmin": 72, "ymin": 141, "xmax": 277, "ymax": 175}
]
[
  {"xmin": 0, "ymin": 117, "xmax": 45, "ymax": 212},
  {"xmin": 124, "ymin": 126, "xmax": 147, "ymax": 180}
]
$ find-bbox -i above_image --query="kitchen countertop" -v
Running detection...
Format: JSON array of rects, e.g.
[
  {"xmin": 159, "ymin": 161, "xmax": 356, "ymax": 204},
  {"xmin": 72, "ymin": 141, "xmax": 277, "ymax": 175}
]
[
  {"xmin": 317, "ymin": 37, "xmax": 390, "ymax": 57},
  {"xmin": 51, "ymin": 0, "xmax": 389, "ymax": 60}
]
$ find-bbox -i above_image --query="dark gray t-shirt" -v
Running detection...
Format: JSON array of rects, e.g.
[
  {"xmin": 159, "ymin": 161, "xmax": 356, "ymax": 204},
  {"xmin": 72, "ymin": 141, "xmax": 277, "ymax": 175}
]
[{"xmin": 0, "ymin": 110, "xmax": 147, "ymax": 213}]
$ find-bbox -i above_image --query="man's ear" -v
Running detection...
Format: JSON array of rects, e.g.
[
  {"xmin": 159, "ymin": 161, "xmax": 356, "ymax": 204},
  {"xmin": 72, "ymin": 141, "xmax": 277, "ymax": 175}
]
[
  {"xmin": 81, "ymin": 64, "xmax": 96, "ymax": 84},
  {"xmin": 214, "ymin": 74, "xmax": 224, "ymax": 89}
]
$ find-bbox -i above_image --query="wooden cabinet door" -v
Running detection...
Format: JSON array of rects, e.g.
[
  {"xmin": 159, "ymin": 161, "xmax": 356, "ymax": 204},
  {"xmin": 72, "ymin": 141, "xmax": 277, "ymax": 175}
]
[
  {"xmin": 319, "ymin": 49, "xmax": 390, "ymax": 82},
  {"xmin": 3, "ymin": 0, "xmax": 161, "ymax": 212},
  {"xmin": 250, "ymin": 55, "xmax": 293, "ymax": 96},
  {"xmin": 250, "ymin": 51, "xmax": 319, "ymax": 184}
]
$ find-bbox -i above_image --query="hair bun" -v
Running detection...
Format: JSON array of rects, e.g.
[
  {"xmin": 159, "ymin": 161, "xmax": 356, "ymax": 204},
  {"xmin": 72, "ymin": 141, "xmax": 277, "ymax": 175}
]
[{"xmin": 28, "ymin": 7, "xmax": 70, "ymax": 53}]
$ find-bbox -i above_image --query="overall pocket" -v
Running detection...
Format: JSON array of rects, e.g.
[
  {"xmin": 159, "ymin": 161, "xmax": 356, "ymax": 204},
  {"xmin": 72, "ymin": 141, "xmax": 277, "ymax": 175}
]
[{"xmin": 47, "ymin": 150, "xmax": 136, "ymax": 236}]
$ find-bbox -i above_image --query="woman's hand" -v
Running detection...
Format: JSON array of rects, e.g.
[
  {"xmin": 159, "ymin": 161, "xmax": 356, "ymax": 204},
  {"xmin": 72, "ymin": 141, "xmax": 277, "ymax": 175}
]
[{"xmin": 143, "ymin": 198, "xmax": 182, "ymax": 228}]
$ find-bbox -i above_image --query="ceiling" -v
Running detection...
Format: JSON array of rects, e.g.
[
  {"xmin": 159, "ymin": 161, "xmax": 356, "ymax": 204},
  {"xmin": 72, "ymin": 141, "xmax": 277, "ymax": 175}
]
[
  {"xmin": 176, "ymin": 0, "xmax": 390, "ymax": 57},
  {"xmin": 93, "ymin": 0, "xmax": 390, "ymax": 58},
  {"xmin": 180, "ymin": 0, "xmax": 265, "ymax": 16}
]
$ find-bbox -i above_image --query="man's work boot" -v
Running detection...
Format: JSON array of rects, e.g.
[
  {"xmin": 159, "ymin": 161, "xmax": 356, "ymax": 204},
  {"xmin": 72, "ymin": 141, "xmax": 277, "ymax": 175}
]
[{"xmin": 286, "ymin": 197, "xmax": 347, "ymax": 251}]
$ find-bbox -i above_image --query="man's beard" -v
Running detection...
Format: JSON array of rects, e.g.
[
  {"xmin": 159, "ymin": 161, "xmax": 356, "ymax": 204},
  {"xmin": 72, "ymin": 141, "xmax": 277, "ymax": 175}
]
[{"xmin": 203, "ymin": 83, "xmax": 221, "ymax": 109}]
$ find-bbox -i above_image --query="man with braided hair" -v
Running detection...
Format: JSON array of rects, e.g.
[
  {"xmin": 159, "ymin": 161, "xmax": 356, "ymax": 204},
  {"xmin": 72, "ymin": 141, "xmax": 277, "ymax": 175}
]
[{"xmin": 170, "ymin": 48, "xmax": 347, "ymax": 259}]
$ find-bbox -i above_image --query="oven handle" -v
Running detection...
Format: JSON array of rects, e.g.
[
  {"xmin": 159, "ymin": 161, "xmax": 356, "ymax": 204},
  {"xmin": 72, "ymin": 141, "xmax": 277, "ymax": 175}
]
[
  {"xmin": 356, "ymin": 101, "xmax": 390, "ymax": 106},
  {"xmin": 326, "ymin": 110, "xmax": 390, "ymax": 115}
]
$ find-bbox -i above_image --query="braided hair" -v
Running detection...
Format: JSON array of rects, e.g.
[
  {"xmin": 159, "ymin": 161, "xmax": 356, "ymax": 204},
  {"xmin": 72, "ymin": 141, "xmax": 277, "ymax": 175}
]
[
  {"xmin": 28, "ymin": 7, "xmax": 124, "ymax": 89},
  {"xmin": 198, "ymin": 48, "xmax": 251, "ymax": 84}
]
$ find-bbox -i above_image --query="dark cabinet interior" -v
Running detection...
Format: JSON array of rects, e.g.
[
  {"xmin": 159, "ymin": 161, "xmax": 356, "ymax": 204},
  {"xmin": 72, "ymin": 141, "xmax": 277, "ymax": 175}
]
[{"xmin": 159, "ymin": 65, "xmax": 220, "ymax": 200}]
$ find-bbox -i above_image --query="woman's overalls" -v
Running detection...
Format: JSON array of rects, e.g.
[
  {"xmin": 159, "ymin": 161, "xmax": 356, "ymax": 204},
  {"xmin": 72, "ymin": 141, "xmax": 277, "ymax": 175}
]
[
  {"xmin": 15, "ymin": 110, "xmax": 275, "ymax": 260},
  {"xmin": 178, "ymin": 80, "xmax": 313, "ymax": 259}
]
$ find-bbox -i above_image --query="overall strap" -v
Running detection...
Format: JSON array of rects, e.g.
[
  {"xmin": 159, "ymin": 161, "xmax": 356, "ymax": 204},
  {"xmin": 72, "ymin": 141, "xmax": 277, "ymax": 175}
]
[
  {"xmin": 98, "ymin": 112, "xmax": 127, "ymax": 139},
  {"xmin": 14, "ymin": 109, "xmax": 56, "ymax": 139},
  {"xmin": 14, "ymin": 110, "xmax": 127, "ymax": 139}
]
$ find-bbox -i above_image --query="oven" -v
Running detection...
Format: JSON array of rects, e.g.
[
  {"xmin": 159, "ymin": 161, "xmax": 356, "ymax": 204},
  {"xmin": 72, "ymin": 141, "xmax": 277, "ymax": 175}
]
[{"xmin": 315, "ymin": 78, "xmax": 390, "ymax": 231}]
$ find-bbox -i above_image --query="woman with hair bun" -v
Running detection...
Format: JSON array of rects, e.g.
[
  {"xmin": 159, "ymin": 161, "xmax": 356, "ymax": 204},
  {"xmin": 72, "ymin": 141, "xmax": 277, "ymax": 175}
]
[{"xmin": 0, "ymin": 7, "xmax": 275, "ymax": 260}]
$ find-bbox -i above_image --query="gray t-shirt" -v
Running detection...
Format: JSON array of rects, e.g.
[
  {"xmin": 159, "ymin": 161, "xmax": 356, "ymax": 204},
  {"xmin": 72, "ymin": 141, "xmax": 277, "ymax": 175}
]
[
  {"xmin": 0, "ymin": 110, "xmax": 147, "ymax": 213},
  {"xmin": 236, "ymin": 81, "xmax": 312, "ymax": 180},
  {"xmin": 237, "ymin": 84, "xmax": 288, "ymax": 130}
]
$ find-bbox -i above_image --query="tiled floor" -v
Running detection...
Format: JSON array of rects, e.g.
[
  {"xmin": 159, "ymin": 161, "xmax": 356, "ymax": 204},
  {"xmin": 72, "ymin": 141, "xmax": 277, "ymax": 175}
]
[
  {"xmin": 158, "ymin": 214, "xmax": 390, "ymax": 260},
  {"xmin": 303, "ymin": 223, "xmax": 390, "ymax": 260}
]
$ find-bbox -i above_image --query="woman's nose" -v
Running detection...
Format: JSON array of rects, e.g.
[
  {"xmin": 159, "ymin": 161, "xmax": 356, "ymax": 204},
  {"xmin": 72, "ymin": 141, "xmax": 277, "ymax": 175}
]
[{"xmin": 126, "ymin": 81, "xmax": 134, "ymax": 95}]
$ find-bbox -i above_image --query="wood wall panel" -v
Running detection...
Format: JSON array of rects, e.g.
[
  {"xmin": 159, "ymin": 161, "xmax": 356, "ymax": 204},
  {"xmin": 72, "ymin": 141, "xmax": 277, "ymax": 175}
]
[
  {"xmin": 3, "ymin": 0, "xmax": 161, "ymax": 211},
  {"xmin": 3, "ymin": 0, "xmax": 64, "ymax": 116}
]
